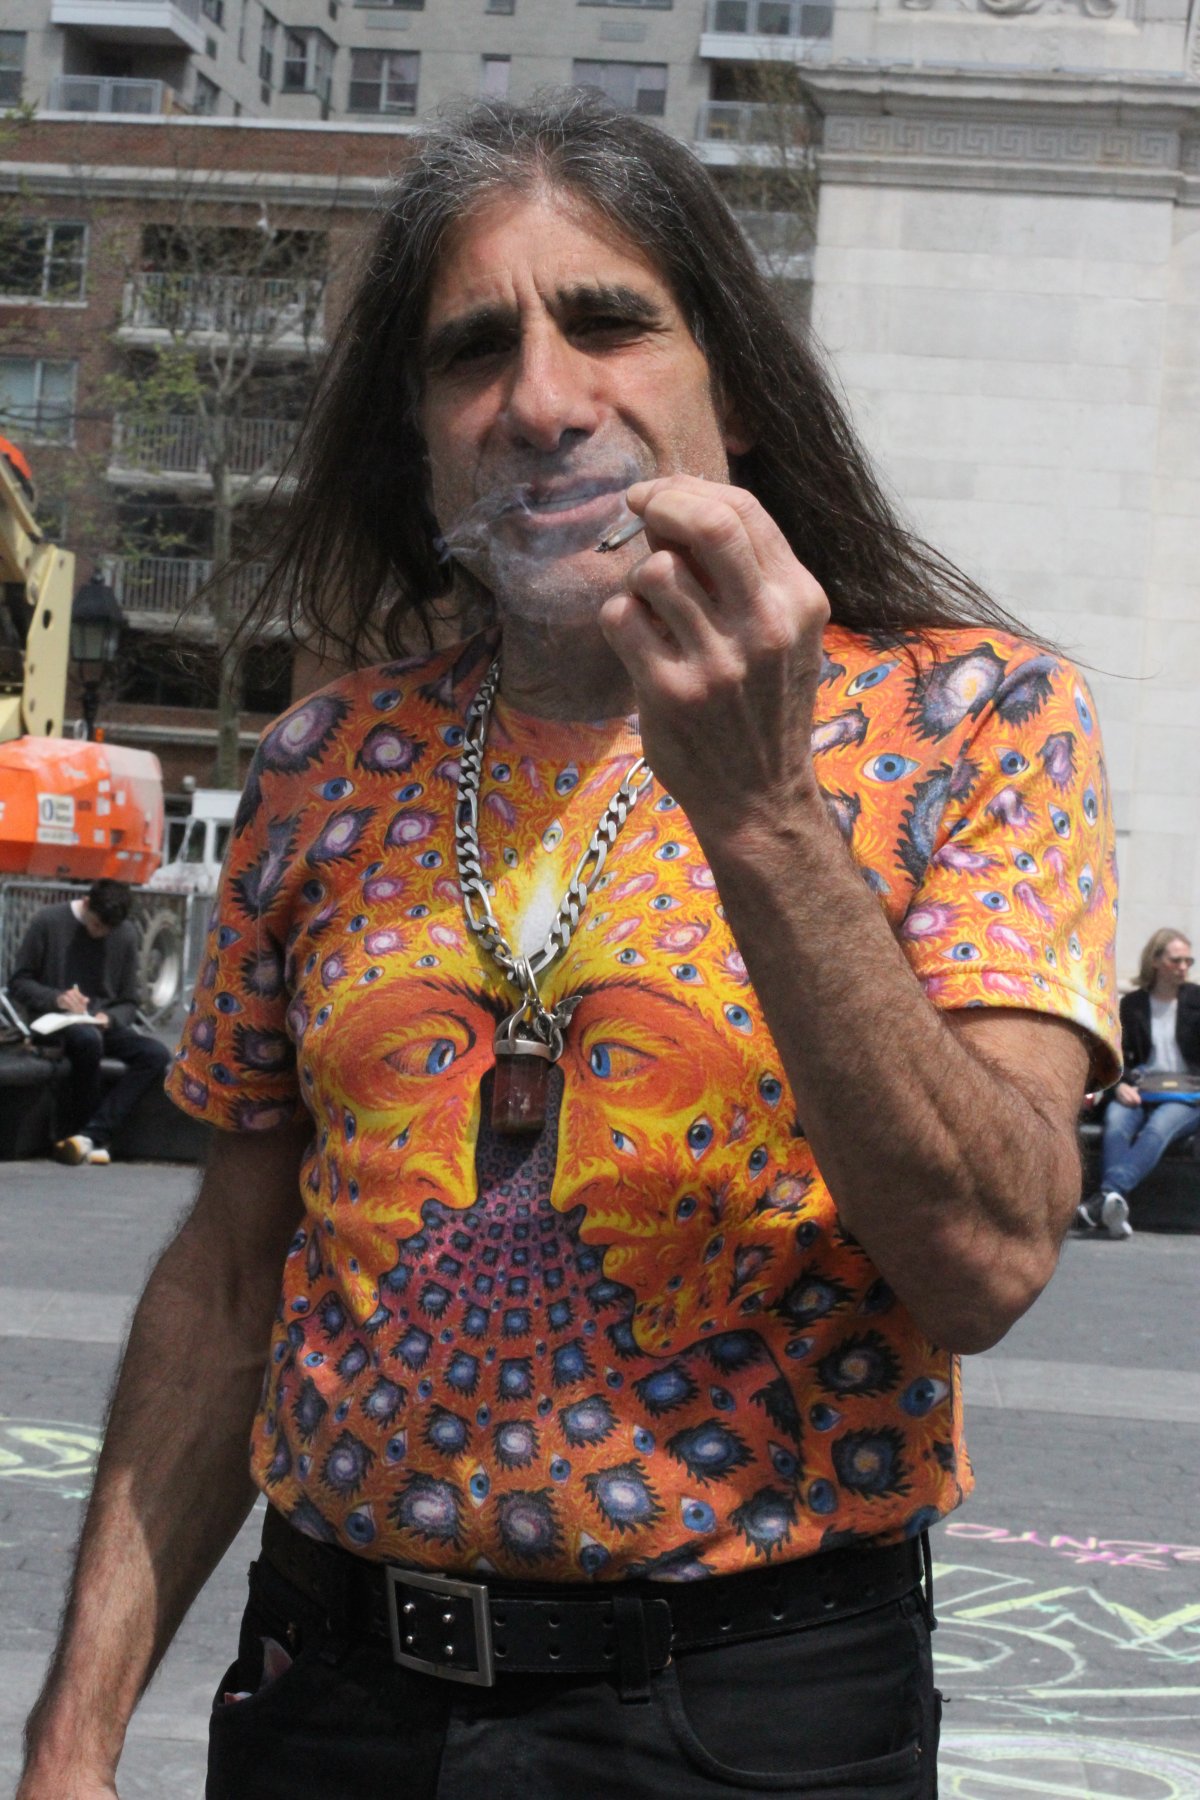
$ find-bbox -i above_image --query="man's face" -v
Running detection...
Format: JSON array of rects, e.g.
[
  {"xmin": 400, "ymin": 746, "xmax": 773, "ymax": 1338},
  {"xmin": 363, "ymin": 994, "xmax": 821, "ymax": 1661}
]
[
  {"xmin": 81, "ymin": 906, "xmax": 112, "ymax": 940},
  {"xmin": 418, "ymin": 186, "xmax": 745, "ymax": 625}
]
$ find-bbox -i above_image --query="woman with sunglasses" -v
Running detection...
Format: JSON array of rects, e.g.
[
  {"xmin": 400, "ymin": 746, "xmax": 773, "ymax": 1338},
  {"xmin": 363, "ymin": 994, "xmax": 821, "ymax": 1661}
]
[{"xmin": 1079, "ymin": 929, "xmax": 1200, "ymax": 1237}]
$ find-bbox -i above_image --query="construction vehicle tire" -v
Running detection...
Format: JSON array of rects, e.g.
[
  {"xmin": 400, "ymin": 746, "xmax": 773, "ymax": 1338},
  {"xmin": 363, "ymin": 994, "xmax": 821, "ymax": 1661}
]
[{"xmin": 137, "ymin": 906, "xmax": 183, "ymax": 1022}]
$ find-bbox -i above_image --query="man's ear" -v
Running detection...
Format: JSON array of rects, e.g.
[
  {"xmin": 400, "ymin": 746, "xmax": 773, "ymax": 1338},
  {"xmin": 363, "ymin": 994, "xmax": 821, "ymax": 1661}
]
[{"xmin": 720, "ymin": 397, "xmax": 754, "ymax": 459}]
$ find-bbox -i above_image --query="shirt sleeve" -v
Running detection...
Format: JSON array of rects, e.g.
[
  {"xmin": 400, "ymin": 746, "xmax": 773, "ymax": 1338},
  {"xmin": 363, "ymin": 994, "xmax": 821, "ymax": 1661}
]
[
  {"xmin": 898, "ymin": 652, "xmax": 1121, "ymax": 1088},
  {"xmin": 7, "ymin": 916, "xmax": 59, "ymax": 1018},
  {"xmin": 165, "ymin": 748, "xmax": 304, "ymax": 1133}
]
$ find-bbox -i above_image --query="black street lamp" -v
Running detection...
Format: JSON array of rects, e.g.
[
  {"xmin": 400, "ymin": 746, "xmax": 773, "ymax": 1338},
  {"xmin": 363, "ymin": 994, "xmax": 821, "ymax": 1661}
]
[{"xmin": 70, "ymin": 574, "xmax": 125, "ymax": 742}]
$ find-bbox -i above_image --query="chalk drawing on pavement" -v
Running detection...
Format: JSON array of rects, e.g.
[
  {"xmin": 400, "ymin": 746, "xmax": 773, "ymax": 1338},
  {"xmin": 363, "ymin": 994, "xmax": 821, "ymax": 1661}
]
[
  {"xmin": 0, "ymin": 1417, "xmax": 100, "ymax": 1499},
  {"xmin": 944, "ymin": 1520, "xmax": 1200, "ymax": 1574},
  {"xmin": 932, "ymin": 1560, "xmax": 1200, "ymax": 1730},
  {"xmin": 939, "ymin": 1731, "xmax": 1200, "ymax": 1799}
]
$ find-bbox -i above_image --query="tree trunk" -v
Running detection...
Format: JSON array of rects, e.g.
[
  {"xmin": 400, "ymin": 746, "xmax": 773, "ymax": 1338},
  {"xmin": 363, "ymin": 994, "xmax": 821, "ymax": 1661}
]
[{"xmin": 211, "ymin": 461, "xmax": 242, "ymax": 788}]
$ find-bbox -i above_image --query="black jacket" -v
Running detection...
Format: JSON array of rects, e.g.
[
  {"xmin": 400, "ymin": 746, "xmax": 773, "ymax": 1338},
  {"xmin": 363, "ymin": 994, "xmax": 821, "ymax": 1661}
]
[
  {"xmin": 1119, "ymin": 982, "xmax": 1200, "ymax": 1079},
  {"xmin": 8, "ymin": 902, "xmax": 140, "ymax": 1028}
]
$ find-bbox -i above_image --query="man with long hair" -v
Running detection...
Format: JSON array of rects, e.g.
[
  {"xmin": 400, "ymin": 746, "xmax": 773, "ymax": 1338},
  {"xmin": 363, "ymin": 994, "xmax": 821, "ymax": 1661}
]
[
  {"xmin": 20, "ymin": 96, "xmax": 1119, "ymax": 1800},
  {"xmin": 1077, "ymin": 927, "xmax": 1199, "ymax": 1238}
]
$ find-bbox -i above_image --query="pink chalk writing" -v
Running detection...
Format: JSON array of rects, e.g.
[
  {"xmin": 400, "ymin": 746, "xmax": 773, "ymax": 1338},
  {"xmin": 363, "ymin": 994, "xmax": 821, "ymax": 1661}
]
[{"xmin": 943, "ymin": 1521, "xmax": 1200, "ymax": 1571}]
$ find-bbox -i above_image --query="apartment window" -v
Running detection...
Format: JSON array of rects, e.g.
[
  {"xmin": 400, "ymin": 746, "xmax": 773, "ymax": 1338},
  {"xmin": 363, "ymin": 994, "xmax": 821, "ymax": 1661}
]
[
  {"xmin": 480, "ymin": 55, "xmax": 510, "ymax": 99},
  {"xmin": 571, "ymin": 59, "xmax": 666, "ymax": 115},
  {"xmin": 260, "ymin": 9, "xmax": 277, "ymax": 85},
  {"xmin": 0, "ymin": 32, "xmax": 25, "ymax": 105},
  {"xmin": 201, "ymin": 0, "xmax": 224, "ymax": 23},
  {"xmin": 352, "ymin": 0, "xmax": 422, "ymax": 8},
  {"xmin": 348, "ymin": 48, "xmax": 418, "ymax": 113},
  {"xmin": 0, "ymin": 222, "xmax": 87, "ymax": 303},
  {"xmin": 283, "ymin": 28, "xmax": 334, "ymax": 96},
  {"xmin": 578, "ymin": 1, "xmax": 671, "ymax": 7},
  {"xmin": 193, "ymin": 71, "xmax": 220, "ymax": 112},
  {"xmin": 0, "ymin": 358, "xmax": 78, "ymax": 444},
  {"xmin": 485, "ymin": 0, "xmax": 515, "ymax": 12},
  {"xmin": 237, "ymin": 0, "xmax": 246, "ymax": 59}
]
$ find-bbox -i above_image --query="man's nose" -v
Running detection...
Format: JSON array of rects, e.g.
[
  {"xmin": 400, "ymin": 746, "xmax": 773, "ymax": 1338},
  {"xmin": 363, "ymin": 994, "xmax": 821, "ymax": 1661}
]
[{"xmin": 500, "ymin": 329, "xmax": 601, "ymax": 452}]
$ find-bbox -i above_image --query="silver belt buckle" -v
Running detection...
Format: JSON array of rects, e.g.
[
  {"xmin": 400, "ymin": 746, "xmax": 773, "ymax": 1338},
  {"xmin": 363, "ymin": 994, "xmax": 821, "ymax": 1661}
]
[{"xmin": 385, "ymin": 1566, "xmax": 495, "ymax": 1687}]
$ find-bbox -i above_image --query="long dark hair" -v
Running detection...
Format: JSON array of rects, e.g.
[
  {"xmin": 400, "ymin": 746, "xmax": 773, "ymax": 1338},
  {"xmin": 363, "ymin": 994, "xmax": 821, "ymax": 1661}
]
[{"xmin": 241, "ymin": 90, "xmax": 1029, "ymax": 665}]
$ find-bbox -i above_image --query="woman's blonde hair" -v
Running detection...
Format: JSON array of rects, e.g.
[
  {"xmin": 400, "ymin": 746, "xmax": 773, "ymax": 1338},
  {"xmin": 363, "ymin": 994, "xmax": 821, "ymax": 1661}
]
[{"xmin": 1134, "ymin": 928, "xmax": 1193, "ymax": 989}]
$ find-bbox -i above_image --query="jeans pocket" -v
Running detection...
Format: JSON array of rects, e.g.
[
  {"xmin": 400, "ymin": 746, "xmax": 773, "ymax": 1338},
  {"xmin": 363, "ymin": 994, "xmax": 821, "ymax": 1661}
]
[{"xmin": 658, "ymin": 1597, "xmax": 931, "ymax": 1796}]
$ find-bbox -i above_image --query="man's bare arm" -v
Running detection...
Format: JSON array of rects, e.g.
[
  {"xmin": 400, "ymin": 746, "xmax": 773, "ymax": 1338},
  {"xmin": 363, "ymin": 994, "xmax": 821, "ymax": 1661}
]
[{"xmin": 18, "ymin": 1121, "xmax": 308, "ymax": 1799}]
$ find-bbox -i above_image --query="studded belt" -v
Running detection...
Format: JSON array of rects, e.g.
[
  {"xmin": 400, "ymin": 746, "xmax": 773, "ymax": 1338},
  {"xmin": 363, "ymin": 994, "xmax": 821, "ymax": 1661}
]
[{"xmin": 260, "ymin": 1505, "xmax": 924, "ymax": 1690}]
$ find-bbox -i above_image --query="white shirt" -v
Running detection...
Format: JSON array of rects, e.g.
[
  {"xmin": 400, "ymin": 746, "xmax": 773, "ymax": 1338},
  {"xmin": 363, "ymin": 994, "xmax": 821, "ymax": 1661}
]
[{"xmin": 1148, "ymin": 996, "xmax": 1185, "ymax": 1074}]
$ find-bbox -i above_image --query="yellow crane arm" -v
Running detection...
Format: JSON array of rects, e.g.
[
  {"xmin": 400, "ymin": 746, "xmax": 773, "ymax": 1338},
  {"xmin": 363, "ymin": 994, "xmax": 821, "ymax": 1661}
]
[{"xmin": 0, "ymin": 453, "xmax": 74, "ymax": 743}]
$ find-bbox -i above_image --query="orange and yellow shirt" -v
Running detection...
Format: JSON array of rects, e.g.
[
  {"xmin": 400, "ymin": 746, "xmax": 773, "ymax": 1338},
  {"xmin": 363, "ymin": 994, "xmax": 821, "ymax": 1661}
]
[{"xmin": 167, "ymin": 625, "xmax": 1119, "ymax": 1580}]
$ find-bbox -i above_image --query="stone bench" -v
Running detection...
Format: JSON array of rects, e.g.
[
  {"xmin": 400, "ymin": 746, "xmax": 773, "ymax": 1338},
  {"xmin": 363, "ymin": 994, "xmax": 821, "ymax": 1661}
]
[
  {"xmin": 1078, "ymin": 1115, "xmax": 1200, "ymax": 1234},
  {"xmin": 0, "ymin": 1042, "xmax": 209, "ymax": 1164}
]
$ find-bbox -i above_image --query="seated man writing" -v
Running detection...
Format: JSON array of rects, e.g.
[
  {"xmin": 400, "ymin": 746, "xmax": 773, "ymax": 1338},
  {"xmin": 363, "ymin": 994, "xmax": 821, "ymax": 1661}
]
[{"xmin": 7, "ymin": 878, "xmax": 170, "ymax": 1165}]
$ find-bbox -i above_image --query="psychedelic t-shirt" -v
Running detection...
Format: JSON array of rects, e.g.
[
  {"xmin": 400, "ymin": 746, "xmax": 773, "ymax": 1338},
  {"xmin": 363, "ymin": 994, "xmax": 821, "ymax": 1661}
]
[{"xmin": 167, "ymin": 625, "xmax": 1119, "ymax": 1581}]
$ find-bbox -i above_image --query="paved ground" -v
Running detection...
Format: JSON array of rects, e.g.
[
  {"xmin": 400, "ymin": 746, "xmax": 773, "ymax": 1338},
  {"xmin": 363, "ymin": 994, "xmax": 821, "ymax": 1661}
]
[{"xmin": 2, "ymin": 1159, "xmax": 1198, "ymax": 1799}]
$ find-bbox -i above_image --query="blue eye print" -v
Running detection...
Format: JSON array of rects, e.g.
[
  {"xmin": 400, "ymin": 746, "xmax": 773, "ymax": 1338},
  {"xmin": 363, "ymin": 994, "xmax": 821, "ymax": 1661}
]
[
  {"xmin": 676, "ymin": 1194, "xmax": 698, "ymax": 1220},
  {"xmin": 348, "ymin": 913, "xmax": 367, "ymax": 932},
  {"xmin": 998, "ymin": 750, "xmax": 1028, "ymax": 775},
  {"xmin": 976, "ymin": 890, "xmax": 1009, "ymax": 912},
  {"xmin": 723, "ymin": 1003, "xmax": 753, "ymax": 1034},
  {"xmin": 418, "ymin": 850, "xmax": 442, "ymax": 868},
  {"xmin": 1078, "ymin": 866, "xmax": 1094, "ymax": 901},
  {"xmin": 687, "ymin": 1117, "xmax": 714, "ymax": 1158},
  {"xmin": 303, "ymin": 1351, "xmax": 325, "ymax": 1368},
  {"xmin": 503, "ymin": 846, "xmax": 519, "ymax": 867},
  {"xmin": 426, "ymin": 1038, "xmax": 457, "ymax": 1074},
  {"xmin": 1012, "ymin": 851, "xmax": 1037, "ymax": 873},
  {"xmin": 633, "ymin": 1427, "xmax": 655, "ymax": 1454},
  {"xmin": 1068, "ymin": 933, "xmax": 1082, "ymax": 960},
  {"xmin": 809, "ymin": 1403, "xmax": 842, "ymax": 1431},
  {"xmin": 846, "ymin": 661, "xmax": 897, "ymax": 695},
  {"xmin": 214, "ymin": 992, "xmax": 242, "ymax": 1014},
  {"xmin": 748, "ymin": 1147, "xmax": 769, "ymax": 1175},
  {"xmin": 650, "ymin": 894, "xmax": 675, "ymax": 911},
  {"xmin": 655, "ymin": 794, "xmax": 678, "ymax": 811},
  {"xmin": 1082, "ymin": 787, "xmax": 1098, "ymax": 824},
  {"xmin": 409, "ymin": 904, "xmax": 429, "ymax": 918},
  {"xmin": 215, "ymin": 925, "xmax": 241, "ymax": 949},
  {"xmin": 1074, "ymin": 690, "xmax": 1094, "ymax": 733},
  {"xmin": 681, "ymin": 1497, "xmax": 716, "ymax": 1533},
  {"xmin": 656, "ymin": 842, "xmax": 683, "ymax": 860},
  {"xmin": 442, "ymin": 725, "xmax": 464, "ymax": 746},
  {"xmin": 357, "ymin": 966, "xmax": 384, "ymax": 985},
  {"xmin": 395, "ymin": 781, "xmax": 423, "ymax": 802},
  {"xmin": 947, "ymin": 942, "xmax": 981, "ymax": 962},
  {"xmin": 616, "ymin": 947, "xmax": 646, "ymax": 966},
  {"xmin": 555, "ymin": 765, "xmax": 579, "ymax": 795},
  {"xmin": 900, "ymin": 1376, "xmax": 949, "ymax": 1418},
  {"xmin": 372, "ymin": 688, "xmax": 400, "ymax": 711},
  {"xmin": 611, "ymin": 1129, "xmax": 635, "ymax": 1155},
  {"xmin": 415, "ymin": 954, "xmax": 438, "ymax": 968},
  {"xmin": 758, "ymin": 1073, "xmax": 783, "ymax": 1106},
  {"xmin": 671, "ymin": 963, "xmax": 701, "ymax": 984},
  {"xmin": 1050, "ymin": 807, "xmax": 1071, "ymax": 839},
  {"xmin": 314, "ymin": 1005, "xmax": 332, "ymax": 1027},
  {"xmin": 491, "ymin": 762, "xmax": 510, "ymax": 781},
  {"xmin": 863, "ymin": 753, "xmax": 919, "ymax": 784},
  {"xmin": 301, "ymin": 879, "xmax": 324, "ymax": 903},
  {"xmin": 550, "ymin": 1458, "xmax": 571, "ymax": 1483},
  {"xmin": 319, "ymin": 777, "xmax": 354, "ymax": 800},
  {"xmin": 589, "ymin": 1044, "xmax": 613, "ymax": 1078},
  {"xmin": 468, "ymin": 1470, "xmax": 490, "ymax": 1501}
]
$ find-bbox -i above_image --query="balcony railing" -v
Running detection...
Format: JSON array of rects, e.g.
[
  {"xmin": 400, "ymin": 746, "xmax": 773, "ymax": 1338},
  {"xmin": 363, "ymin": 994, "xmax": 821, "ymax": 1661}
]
[
  {"xmin": 105, "ymin": 556, "xmax": 267, "ymax": 623},
  {"xmin": 696, "ymin": 101, "xmax": 813, "ymax": 146},
  {"xmin": 47, "ymin": 75, "xmax": 180, "ymax": 113},
  {"xmin": 120, "ymin": 273, "xmax": 325, "ymax": 347},
  {"xmin": 110, "ymin": 415, "xmax": 299, "ymax": 481},
  {"xmin": 706, "ymin": 0, "xmax": 833, "ymax": 35}
]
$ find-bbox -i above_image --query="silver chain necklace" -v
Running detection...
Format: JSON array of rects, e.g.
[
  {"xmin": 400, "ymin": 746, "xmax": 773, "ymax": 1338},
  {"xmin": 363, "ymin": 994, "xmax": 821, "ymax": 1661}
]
[{"xmin": 454, "ymin": 653, "xmax": 654, "ymax": 1135}]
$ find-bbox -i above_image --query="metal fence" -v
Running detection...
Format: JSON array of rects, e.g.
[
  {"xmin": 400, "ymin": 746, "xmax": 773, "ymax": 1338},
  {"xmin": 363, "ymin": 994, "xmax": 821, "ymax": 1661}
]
[
  {"xmin": 120, "ymin": 273, "xmax": 325, "ymax": 345},
  {"xmin": 47, "ymin": 76, "xmax": 173, "ymax": 114},
  {"xmin": 110, "ymin": 415, "xmax": 298, "ymax": 481},
  {"xmin": 103, "ymin": 556, "xmax": 267, "ymax": 623},
  {"xmin": 0, "ymin": 879, "xmax": 202, "ymax": 1024}
]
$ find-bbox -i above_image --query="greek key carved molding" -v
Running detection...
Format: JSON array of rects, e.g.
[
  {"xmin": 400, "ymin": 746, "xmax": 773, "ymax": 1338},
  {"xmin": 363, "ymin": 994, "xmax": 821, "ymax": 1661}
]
[{"xmin": 822, "ymin": 117, "xmax": 1177, "ymax": 169}]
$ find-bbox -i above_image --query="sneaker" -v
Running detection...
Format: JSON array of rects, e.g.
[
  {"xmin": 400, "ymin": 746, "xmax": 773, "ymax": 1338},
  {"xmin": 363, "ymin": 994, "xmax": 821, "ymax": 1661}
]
[
  {"xmin": 52, "ymin": 1134, "xmax": 94, "ymax": 1165},
  {"xmin": 87, "ymin": 1145, "xmax": 112, "ymax": 1166},
  {"xmin": 1074, "ymin": 1194, "xmax": 1102, "ymax": 1231},
  {"xmin": 1100, "ymin": 1190, "xmax": 1133, "ymax": 1239}
]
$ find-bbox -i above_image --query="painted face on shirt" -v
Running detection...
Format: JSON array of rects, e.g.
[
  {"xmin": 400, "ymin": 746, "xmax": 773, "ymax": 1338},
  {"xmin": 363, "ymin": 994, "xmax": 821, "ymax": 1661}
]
[{"xmin": 418, "ymin": 186, "xmax": 747, "ymax": 627}]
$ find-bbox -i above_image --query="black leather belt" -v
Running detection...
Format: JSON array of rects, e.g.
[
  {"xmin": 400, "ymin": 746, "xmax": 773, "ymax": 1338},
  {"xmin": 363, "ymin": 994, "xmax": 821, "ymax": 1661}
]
[{"xmin": 260, "ymin": 1504, "xmax": 923, "ymax": 1689}]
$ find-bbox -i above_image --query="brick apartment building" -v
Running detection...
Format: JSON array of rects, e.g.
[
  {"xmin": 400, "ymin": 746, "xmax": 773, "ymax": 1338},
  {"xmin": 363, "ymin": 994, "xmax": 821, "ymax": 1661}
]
[{"xmin": 0, "ymin": 114, "xmax": 404, "ymax": 792}]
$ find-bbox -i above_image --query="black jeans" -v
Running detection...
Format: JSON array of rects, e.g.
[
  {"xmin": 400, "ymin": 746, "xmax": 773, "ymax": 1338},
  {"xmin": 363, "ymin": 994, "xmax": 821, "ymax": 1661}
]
[
  {"xmin": 207, "ymin": 1555, "xmax": 940, "ymax": 1799},
  {"xmin": 56, "ymin": 1022, "xmax": 170, "ymax": 1146}
]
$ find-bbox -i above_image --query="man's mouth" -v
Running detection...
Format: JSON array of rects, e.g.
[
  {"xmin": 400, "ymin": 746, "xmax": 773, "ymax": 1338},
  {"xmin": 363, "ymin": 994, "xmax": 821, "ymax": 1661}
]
[{"xmin": 510, "ymin": 478, "xmax": 627, "ymax": 522}]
